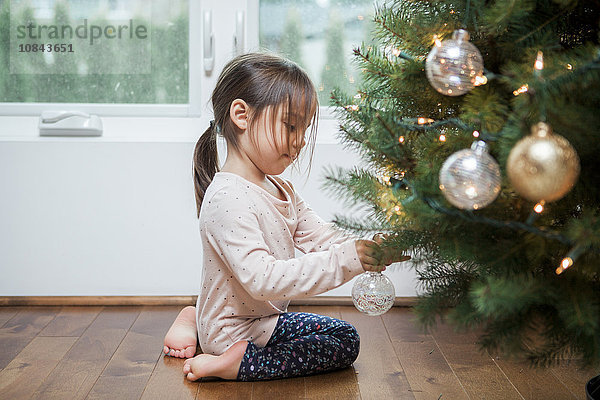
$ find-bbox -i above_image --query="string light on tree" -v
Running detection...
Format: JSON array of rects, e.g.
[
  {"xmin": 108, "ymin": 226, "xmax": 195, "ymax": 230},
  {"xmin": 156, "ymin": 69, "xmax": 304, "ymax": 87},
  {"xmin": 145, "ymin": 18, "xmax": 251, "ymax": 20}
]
[
  {"xmin": 426, "ymin": 29, "xmax": 484, "ymax": 96},
  {"xmin": 513, "ymin": 84, "xmax": 529, "ymax": 96},
  {"xmin": 507, "ymin": 122, "xmax": 580, "ymax": 202},
  {"xmin": 474, "ymin": 75, "xmax": 488, "ymax": 86},
  {"xmin": 534, "ymin": 51, "xmax": 544, "ymax": 71},
  {"xmin": 555, "ymin": 244, "xmax": 586, "ymax": 275},
  {"xmin": 534, "ymin": 201, "xmax": 545, "ymax": 213},
  {"xmin": 439, "ymin": 141, "xmax": 502, "ymax": 210},
  {"xmin": 556, "ymin": 257, "xmax": 574, "ymax": 275}
]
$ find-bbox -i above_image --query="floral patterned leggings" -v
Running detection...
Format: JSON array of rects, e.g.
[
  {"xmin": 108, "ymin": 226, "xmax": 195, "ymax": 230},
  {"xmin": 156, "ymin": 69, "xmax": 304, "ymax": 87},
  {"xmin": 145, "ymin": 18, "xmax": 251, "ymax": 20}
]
[{"xmin": 236, "ymin": 312, "xmax": 360, "ymax": 381}]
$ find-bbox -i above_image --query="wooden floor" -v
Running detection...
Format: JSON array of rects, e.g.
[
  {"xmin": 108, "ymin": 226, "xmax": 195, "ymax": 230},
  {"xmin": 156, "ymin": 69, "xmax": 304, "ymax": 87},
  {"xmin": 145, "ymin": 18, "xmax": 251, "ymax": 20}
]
[{"xmin": 0, "ymin": 305, "xmax": 597, "ymax": 400}]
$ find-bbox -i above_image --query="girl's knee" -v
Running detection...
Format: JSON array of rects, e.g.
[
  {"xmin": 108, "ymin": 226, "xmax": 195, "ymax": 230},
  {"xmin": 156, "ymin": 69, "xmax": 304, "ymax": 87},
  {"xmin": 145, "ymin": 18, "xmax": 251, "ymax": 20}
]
[
  {"xmin": 350, "ymin": 327, "xmax": 360, "ymax": 362},
  {"xmin": 341, "ymin": 321, "xmax": 359, "ymax": 341},
  {"xmin": 340, "ymin": 322, "xmax": 360, "ymax": 363}
]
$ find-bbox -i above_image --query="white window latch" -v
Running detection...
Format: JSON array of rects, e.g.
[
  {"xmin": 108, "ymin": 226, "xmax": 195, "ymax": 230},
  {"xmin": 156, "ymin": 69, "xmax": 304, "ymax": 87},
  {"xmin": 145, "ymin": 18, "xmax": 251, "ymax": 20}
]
[
  {"xmin": 204, "ymin": 10, "xmax": 215, "ymax": 72},
  {"xmin": 233, "ymin": 10, "xmax": 245, "ymax": 56}
]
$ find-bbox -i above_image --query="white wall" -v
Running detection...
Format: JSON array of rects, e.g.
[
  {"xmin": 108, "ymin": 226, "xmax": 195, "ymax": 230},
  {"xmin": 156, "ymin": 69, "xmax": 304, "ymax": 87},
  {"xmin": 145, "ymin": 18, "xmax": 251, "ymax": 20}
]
[
  {"xmin": 0, "ymin": 118, "xmax": 418, "ymax": 297},
  {"xmin": 0, "ymin": 0, "xmax": 419, "ymax": 298}
]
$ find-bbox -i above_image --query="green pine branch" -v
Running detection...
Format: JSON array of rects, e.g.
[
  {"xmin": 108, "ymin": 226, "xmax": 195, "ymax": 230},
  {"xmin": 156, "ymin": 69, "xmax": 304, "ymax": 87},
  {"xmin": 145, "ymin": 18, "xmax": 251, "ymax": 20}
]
[{"xmin": 328, "ymin": 0, "xmax": 600, "ymax": 368}]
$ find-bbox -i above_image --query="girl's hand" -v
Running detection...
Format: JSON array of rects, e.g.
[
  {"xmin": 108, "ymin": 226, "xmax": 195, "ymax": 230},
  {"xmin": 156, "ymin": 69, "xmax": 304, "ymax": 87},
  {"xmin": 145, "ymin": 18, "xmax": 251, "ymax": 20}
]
[
  {"xmin": 355, "ymin": 239, "xmax": 387, "ymax": 272},
  {"xmin": 372, "ymin": 233, "xmax": 411, "ymax": 265}
]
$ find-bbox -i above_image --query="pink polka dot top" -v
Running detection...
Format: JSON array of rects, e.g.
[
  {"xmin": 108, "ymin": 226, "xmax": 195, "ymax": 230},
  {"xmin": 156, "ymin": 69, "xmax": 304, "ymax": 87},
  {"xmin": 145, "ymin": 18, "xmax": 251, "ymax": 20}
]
[{"xmin": 195, "ymin": 172, "xmax": 364, "ymax": 355}]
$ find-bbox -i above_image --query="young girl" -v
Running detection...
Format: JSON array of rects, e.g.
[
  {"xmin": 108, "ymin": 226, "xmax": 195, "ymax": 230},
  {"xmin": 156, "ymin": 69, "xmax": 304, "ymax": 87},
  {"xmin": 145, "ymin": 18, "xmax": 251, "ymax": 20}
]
[{"xmin": 163, "ymin": 52, "xmax": 405, "ymax": 382}]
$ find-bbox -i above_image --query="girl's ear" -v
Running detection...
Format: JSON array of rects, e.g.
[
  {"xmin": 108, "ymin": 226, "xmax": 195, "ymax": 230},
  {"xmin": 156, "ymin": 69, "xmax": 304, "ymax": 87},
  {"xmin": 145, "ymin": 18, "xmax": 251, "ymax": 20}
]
[{"xmin": 230, "ymin": 99, "xmax": 249, "ymax": 131}]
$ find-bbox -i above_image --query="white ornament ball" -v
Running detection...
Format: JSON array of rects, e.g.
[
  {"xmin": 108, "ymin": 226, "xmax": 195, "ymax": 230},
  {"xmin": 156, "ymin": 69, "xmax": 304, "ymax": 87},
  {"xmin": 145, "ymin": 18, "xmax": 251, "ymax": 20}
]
[
  {"xmin": 352, "ymin": 271, "xmax": 395, "ymax": 316},
  {"xmin": 439, "ymin": 140, "xmax": 502, "ymax": 210},
  {"xmin": 426, "ymin": 29, "xmax": 484, "ymax": 96}
]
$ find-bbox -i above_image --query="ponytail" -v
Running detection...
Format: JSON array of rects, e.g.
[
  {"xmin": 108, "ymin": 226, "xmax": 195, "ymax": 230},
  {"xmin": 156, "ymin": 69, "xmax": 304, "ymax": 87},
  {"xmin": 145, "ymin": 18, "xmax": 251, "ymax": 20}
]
[{"xmin": 193, "ymin": 124, "xmax": 219, "ymax": 218}]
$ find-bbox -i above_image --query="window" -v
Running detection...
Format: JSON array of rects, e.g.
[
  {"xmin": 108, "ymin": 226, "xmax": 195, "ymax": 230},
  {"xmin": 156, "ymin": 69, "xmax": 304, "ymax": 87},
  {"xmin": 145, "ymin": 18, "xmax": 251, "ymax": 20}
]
[
  {"xmin": 259, "ymin": 0, "xmax": 376, "ymax": 106},
  {"xmin": 0, "ymin": 0, "xmax": 378, "ymax": 123},
  {"xmin": 1, "ymin": 0, "xmax": 197, "ymax": 116}
]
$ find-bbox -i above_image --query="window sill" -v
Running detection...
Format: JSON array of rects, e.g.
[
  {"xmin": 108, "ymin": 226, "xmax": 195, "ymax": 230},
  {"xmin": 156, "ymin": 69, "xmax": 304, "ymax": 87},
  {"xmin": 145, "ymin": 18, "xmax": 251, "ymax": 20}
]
[
  {"xmin": 0, "ymin": 115, "xmax": 205, "ymax": 142},
  {"xmin": 0, "ymin": 107, "xmax": 343, "ymax": 144}
]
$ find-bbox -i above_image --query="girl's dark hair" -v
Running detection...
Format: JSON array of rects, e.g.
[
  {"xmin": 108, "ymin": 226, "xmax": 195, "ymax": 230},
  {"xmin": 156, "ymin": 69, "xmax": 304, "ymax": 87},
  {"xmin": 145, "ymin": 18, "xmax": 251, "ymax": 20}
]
[{"xmin": 193, "ymin": 52, "xmax": 319, "ymax": 217}]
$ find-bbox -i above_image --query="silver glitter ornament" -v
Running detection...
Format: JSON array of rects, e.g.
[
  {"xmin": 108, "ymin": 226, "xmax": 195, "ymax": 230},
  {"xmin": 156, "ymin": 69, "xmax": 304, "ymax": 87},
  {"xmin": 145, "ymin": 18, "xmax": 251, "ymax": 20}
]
[
  {"xmin": 439, "ymin": 141, "xmax": 502, "ymax": 210},
  {"xmin": 352, "ymin": 272, "xmax": 395, "ymax": 316},
  {"xmin": 426, "ymin": 29, "xmax": 484, "ymax": 96}
]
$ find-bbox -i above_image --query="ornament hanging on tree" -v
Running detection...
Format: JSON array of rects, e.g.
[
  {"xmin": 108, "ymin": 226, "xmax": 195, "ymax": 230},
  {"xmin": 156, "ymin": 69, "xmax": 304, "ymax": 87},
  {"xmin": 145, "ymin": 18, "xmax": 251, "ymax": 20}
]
[
  {"xmin": 439, "ymin": 140, "xmax": 502, "ymax": 210},
  {"xmin": 507, "ymin": 122, "xmax": 580, "ymax": 202},
  {"xmin": 426, "ymin": 29, "xmax": 484, "ymax": 96},
  {"xmin": 352, "ymin": 271, "xmax": 395, "ymax": 316}
]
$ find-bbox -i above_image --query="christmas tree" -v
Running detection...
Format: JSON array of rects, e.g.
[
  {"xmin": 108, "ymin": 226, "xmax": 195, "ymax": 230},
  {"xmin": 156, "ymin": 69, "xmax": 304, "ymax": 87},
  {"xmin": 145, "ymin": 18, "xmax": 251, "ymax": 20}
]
[{"xmin": 327, "ymin": 0, "xmax": 600, "ymax": 368}]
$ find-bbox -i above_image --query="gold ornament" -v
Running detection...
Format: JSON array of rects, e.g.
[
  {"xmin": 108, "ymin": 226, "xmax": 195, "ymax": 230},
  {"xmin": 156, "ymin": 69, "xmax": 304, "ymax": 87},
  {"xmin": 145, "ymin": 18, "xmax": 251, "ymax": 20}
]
[{"xmin": 507, "ymin": 122, "xmax": 580, "ymax": 202}]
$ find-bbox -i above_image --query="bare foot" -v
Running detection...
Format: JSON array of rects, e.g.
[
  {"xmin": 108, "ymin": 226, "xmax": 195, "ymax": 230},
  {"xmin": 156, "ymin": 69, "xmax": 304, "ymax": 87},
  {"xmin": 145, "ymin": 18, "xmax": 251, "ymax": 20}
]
[
  {"xmin": 163, "ymin": 306, "xmax": 198, "ymax": 358},
  {"xmin": 183, "ymin": 340, "xmax": 248, "ymax": 381}
]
